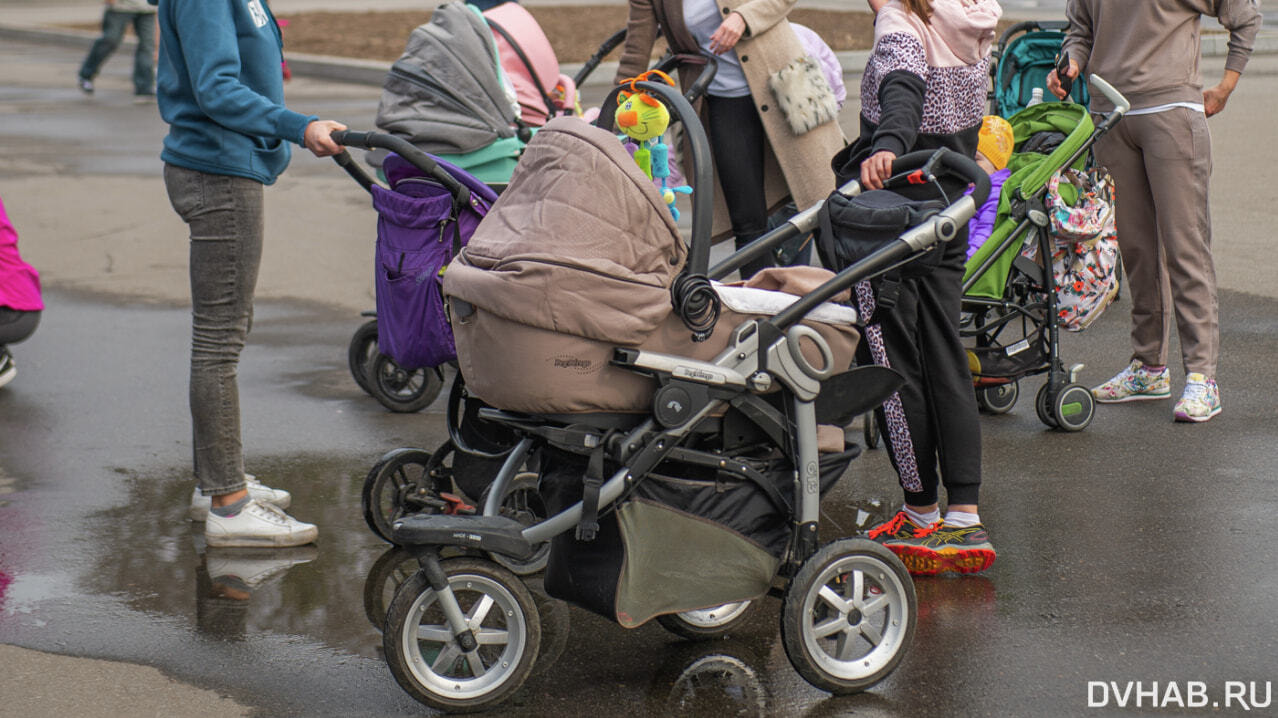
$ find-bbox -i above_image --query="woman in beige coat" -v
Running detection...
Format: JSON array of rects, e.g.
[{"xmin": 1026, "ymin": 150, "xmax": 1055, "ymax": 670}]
[{"xmin": 616, "ymin": 0, "xmax": 844, "ymax": 276}]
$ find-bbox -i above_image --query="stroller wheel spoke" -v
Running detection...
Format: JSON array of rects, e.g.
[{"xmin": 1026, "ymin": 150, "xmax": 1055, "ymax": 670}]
[
  {"xmin": 818, "ymin": 585, "xmax": 850, "ymax": 614},
  {"xmin": 858, "ymin": 622, "xmax": 884, "ymax": 648},
  {"xmin": 416, "ymin": 624, "xmax": 453, "ymax": 643},
  {"xmin": 431, "ymin": 643, "xmax": 462, "ymax": 673},
  {"xmin": 812, "ymin": 617, "xmax": 847, "ymax": 640},
  {"xmin": 464, "ymin": 650, "xmax": 488, "ymax": 678},
  {"xmin": 474, "ymin": 627, "xmax": 510, "ymax": 646},
  {"xmin": 467, "ymin": 593, "xmax": 496, "ymax": 628}
]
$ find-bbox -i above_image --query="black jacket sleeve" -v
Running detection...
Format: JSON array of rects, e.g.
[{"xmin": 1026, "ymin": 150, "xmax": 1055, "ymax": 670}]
[{"xmin": 870, "ymin": 70, "xmax": 926, "ymax": 158}]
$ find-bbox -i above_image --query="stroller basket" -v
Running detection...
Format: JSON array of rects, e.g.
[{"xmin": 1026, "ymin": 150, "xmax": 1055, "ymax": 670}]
[{"xmin": 539, "ymin": 446, "xmax": 859, "ymax": 628}]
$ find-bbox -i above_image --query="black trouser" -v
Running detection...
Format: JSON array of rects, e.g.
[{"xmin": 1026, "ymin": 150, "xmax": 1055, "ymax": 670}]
[
  {"xmin": 705, "ymin": 94, "xmax": 773, "ymax": 279},
  {"xmin": 0, "ymin": 307, "xmax": 40, "ymax": 346},
  {"xmin": 856, "ymin": 233, "xmax": 982, "ymax": 507}
]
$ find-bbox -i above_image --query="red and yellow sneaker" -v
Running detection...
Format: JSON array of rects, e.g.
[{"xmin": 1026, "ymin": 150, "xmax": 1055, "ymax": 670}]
[
  {"xmin": 866, "ymin": 511, "xmax": 929, "ymax": 543},
  {"xmin": 891, "ymin": 523, "xmax": 997, "ymax": 576}
]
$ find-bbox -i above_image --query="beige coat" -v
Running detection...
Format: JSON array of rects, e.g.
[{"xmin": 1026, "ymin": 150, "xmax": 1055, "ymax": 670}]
[{"xmin": 616, "ymin": 0, "xmax": 845, "ymax": 240}]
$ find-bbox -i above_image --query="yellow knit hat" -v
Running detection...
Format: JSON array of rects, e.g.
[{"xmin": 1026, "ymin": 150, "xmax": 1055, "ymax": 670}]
[{"xmin": 977, "ymin": 115, "xmax": 1014, "ymax": 170}]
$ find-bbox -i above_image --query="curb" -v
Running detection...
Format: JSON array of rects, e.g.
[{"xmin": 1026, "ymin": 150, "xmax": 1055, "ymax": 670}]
[{"xmin": 4, "ymin": 22, "xmax": 1275, "ymax": 90}]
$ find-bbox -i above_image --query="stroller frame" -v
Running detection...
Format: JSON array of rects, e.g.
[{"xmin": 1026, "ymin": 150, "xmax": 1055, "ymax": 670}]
[
  {"xmin": 961, "ymin": 75, "xmax": 1129, "ymax": 430},
  {"xmin": 363, "ymin": 79, "xmax": 991, "ymax": 712}
]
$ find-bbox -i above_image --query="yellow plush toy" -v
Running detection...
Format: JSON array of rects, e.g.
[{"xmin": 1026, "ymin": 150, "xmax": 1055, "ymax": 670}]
[{"xmin": 614, "ymin": 70, "xmax": 692, "ymax": 219}]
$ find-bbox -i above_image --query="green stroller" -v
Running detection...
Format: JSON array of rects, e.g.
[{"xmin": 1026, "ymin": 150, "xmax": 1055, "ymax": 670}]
[{"xmin": 960, "ymin": 75, "xmax": 1128, "ymax": 431}]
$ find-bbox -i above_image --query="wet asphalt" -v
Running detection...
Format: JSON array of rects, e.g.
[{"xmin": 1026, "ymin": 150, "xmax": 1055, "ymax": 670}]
[{"xmin": 2, "ymin": 33, "xmax": 1278, "ymax": 718}]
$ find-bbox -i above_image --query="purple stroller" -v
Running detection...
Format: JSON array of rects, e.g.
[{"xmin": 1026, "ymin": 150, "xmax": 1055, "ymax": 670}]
[{"xmin": 333, "ymin": 132, "xmax": 497, "ymax": 412}]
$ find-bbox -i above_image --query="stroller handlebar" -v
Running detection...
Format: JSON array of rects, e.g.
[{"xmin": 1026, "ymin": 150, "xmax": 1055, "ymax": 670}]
[
  {"xmin": 331, "ymin": 130, "xmax": 469, "ymax": 199},
  {"xmin": 1089, "ymin": 74, "xmax": 1130, "ymax": 116},
  {"xmin": 857, "ymin": 148, "xmax": 992, "ymax": 208}
]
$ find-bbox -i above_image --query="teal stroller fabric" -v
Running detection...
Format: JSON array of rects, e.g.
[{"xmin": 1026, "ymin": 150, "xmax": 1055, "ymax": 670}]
[
  {"xmin": 993, "ymin": 29, "xmax": 1090, "ymax": 117},
  {"xmin": 963, "ymin": 102, "xmax": 1093, "ymax": 300}
]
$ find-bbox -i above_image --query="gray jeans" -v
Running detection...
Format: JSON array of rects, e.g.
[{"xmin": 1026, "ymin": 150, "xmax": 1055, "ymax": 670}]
[{"xmin": 163, "ymin": 163, "xmax": 263, "ymax": 497}]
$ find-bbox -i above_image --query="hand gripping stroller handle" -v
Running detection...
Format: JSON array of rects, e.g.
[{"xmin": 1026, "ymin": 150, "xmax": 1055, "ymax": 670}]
[
  {"xmin": 881, "ymin": 147, "xmax": 991, "ymax": 208},
  {"xmin": 331, "ymin": 130, "xmax": 468, "ymax": 199}
]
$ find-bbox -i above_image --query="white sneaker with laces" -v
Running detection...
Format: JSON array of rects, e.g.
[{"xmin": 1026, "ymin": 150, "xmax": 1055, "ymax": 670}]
[
  {"xmin": 204, "ymin": 499, "xmax": 318, "ymax": 548},
  {"xmin": 190, "ymin": 474, "xmax": 291, "ymax": 521}
]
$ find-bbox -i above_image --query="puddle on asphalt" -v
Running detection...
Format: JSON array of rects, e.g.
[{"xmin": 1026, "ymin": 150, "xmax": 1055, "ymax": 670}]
[{"xmin": 53, "ymin": 449, "xmax": 1000, "ymax": 715}]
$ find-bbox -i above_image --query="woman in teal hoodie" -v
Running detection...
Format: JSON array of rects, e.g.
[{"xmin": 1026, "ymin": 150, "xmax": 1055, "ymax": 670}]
[{"xmin": 154, "ymin": 0, "xmax": 345, "ymax": 548}]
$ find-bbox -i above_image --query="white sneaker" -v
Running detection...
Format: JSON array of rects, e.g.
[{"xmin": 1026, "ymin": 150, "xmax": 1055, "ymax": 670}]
[
  {"xmin": 189, "ymin": 474, "xmax": 291, "ymax": 521},
  {"xmin": 204, "ymin": 499, "xmax": 318, "ymax": 548},
  {"xmin": 206, "ymin": 546, "xmax": 318, "ymax": 594}
]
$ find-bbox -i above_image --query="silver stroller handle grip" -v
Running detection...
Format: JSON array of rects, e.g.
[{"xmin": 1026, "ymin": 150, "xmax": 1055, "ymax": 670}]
[{"xmin": 1090, "ymin": 74, "xmax": 1130, "ymax": 115}]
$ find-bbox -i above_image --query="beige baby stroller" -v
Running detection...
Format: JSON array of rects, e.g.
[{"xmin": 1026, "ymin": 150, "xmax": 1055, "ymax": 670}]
[{"xmin": 372, "ymin": 79, "xmax": 993, "ymax": 712}]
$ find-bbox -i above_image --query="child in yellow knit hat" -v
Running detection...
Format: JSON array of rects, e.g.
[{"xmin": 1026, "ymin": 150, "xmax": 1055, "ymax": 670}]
[{"xmin": 968, "ymin": 115, "xmax": 1015, "ymax": 259}]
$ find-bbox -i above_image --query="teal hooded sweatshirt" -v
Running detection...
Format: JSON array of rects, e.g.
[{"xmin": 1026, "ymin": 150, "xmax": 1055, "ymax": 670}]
[{"xmin": 152, "ymin": 0, "xmax": 316, "ymax": 184}]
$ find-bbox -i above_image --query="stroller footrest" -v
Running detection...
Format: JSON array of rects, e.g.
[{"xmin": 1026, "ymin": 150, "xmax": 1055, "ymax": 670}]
[{"xmin": 391, "ymin": 514, "xmax": 535, "ymax": 559}]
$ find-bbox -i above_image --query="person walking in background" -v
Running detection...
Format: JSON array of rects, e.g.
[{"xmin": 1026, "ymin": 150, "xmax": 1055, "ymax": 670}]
[
  {"xmin": 0, "ymin": 195, "xmax": 43, "ymax": 390},
  {"xmin": 155, "ymin": 0, "xmax": 345, "ymax": 546},
  {"xmin": 835, "ymin": 0, "xmax": 1001, "ymax": 575},
  {"xmin": 615, "ymin": 0, "xmax": 844, "ymax": 278},
  {"xmin": 77, "ymin": 0, "xmax": 158, "ymax": 101},
  {"xmin": 1049, "ymin": 0, "xmax": 1261, "ymax": 423}
]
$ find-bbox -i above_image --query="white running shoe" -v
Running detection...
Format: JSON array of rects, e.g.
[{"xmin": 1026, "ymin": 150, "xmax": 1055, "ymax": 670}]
[
  {"xmin": 204, "ymin": 499, "xmax": 318, "ymax": 548},
  {"xmin": 189, "ymin": 474, "xmax": 291, "ymax": 521}
]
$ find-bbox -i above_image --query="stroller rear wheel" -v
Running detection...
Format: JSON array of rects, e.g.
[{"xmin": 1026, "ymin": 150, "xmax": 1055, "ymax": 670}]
[
  {"xmin": 370, "ymin": 354, "xmax": 444, "ymax": 413},
  {"xmin": 384, "ymin": 558, "xmax": 541, "ymax": 713},
  {"xmin": 657, "ymin": 600, "xmax": 754, "ymax": 641},
  {"xmin": 781, "ymin": 538, "xmax": 915, "ymax": 695},
  {"xmin": 347, "ymin": 319, "xmax": 379, "ymax": 396},
  {"xmin": 480, "ymin": 472, "xmax": 550, "ymax": 576},
  {"xmin": 363, "ymin": 448, "xmax": 454, "ymax": 543},
  {"xmin": 976, "ymin": 380, "xmax": 1019, "ymax": 414}
]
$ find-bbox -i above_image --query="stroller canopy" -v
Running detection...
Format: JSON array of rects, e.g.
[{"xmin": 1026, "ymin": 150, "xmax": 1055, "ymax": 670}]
[
  {"xmin": 376, "ymin": 1, "xmax": 520, "ymax": 155},
  {"xmin": 444, "ymin": 117, "xmax": 684, "ymax": 346}
]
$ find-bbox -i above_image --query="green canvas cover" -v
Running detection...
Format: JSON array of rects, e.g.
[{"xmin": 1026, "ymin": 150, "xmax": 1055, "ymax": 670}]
[
  {"xmin": 963, "ymin": 102, "xmax": 1093, "ymax": 300},
  {"xmin": 613, "ymin": 499, "xmax": 779, "ymax": 629}
]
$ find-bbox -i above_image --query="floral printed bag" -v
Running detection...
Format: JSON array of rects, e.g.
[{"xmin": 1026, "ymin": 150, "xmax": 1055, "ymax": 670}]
[{"xmin": 1045, "ymin": 167, "xmax": 1119, "ymax": 332}]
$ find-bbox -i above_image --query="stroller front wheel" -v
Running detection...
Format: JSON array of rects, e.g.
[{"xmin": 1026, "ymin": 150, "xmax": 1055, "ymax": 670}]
[
  {"xmin": 384, "ymin": 559, "xmax": 541, "ymax": 713},
  {"xmin": 1052, "ymin": 383, "xmax": 1095, "ymax": 432},
  {"xmin": 781, "ymin": 538, "xmax": 916, "ymax": 695}
]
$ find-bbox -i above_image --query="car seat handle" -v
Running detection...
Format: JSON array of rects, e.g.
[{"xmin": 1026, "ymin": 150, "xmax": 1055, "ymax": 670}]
[{"xmin": 785, "ymin": 325, "xmax": 836, "ymax": 382}]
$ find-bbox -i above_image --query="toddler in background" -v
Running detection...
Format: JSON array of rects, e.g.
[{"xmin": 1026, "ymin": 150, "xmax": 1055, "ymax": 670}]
[
  {"xmin": 967, "ymin": 114, "xmax": 1014, "ymax": 260},
  {"xmin": 0, "ymin": 195, "xmax": 43, "ymax": 389}
]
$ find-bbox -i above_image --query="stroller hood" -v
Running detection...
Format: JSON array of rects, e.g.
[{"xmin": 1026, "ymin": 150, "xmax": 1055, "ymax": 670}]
[
  {"xmin": 376, "ymin": 2, "xmax": 519, "ymax": 155},
  {"xmin": 444, "ymin": 117, "xmax": 684, "ymax": 346}
]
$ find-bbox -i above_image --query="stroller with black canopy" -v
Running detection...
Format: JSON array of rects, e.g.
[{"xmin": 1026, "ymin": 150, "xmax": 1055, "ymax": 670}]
[{"xmin": 341, "ymin": 74, "xmax": 992, "ymax": 711}]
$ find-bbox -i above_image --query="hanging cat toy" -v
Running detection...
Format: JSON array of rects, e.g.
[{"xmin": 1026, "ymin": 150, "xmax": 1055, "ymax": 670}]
[{"xmin": 614, "ymin": 70, "xmax": 693, "ymax": 220}]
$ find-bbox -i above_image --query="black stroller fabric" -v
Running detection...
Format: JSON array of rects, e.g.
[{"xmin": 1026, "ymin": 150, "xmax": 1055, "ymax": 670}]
[
  {"xmin": 539, "ymin": 446, "xmax": 856, "ymax": 627},
  {"xmin": 818, "ymin": 189, "xmax": 948, "ymax": 278}
]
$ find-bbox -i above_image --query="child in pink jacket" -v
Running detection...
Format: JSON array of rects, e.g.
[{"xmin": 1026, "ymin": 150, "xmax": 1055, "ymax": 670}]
[{"xmin": 0, "ymin": 194, "xmax": 43, "ymax": 389}]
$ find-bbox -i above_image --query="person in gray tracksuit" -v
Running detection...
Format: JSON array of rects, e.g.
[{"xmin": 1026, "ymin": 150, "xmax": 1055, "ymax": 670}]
[{"xmin": 1050, "ymin": 0, "xmax": 1262, "ymax": 423}]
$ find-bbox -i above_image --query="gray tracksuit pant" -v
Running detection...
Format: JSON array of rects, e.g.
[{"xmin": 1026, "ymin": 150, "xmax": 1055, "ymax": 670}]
[{"xmin": 1095, "ymin": 107, "xmax": 1218, "ymax": 377}]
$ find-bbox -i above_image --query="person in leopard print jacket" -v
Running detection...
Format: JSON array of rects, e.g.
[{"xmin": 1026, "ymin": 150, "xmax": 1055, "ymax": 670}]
[{"xmin": 834, "ymin": 0, "xmax": 1000, "ymax": 576}]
